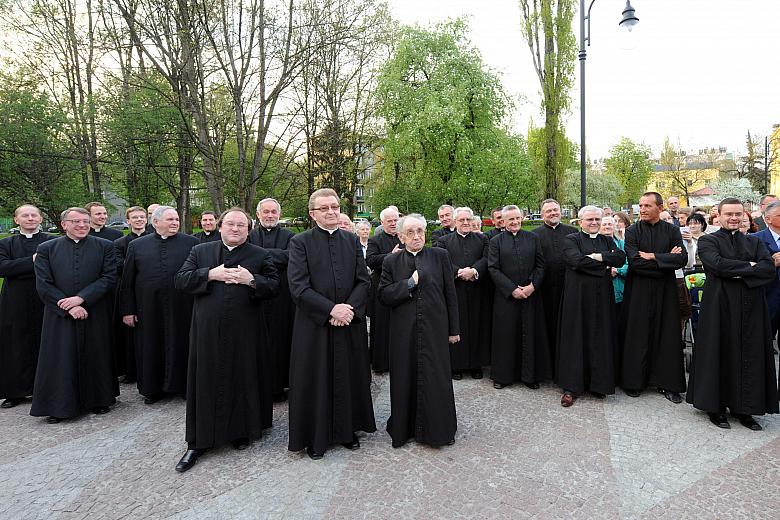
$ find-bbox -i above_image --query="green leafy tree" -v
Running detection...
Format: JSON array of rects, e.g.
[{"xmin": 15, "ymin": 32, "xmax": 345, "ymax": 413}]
[
  {"xmin": 375, "ymin": 20, "xmax": 533, "ymax": 218},
  {"xmin": 0, "ymin": 73, "xmax": 86, "ymax": 226},
  {"xmin": 604, "ymin": 137, "xmax": 653, "ymax": 207},
  {"xmin": 562, "ymin": 168, "xmax": 623, "ymax": 210},
  {"xmin": 519, "ymin": 0, "xmax": 577, "ymax": 201}
]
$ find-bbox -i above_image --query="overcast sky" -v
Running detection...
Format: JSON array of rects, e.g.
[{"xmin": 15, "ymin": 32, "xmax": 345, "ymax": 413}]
[{"xmin": 388, "ymin": 0, "xmax": 780, "ymax": 160}]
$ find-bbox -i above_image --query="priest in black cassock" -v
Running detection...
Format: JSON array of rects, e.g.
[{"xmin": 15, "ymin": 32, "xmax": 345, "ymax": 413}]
[
  {"xmin": 431, "ymin": 204, "xmax": 456, "ymax": 244},
  {"xmin": 30, "ymin": 207, "xmax": 119, "ymax": 423},
  {"xmin": 379, "ymin": 214, "xmax": 459, "ymax": 448},
  {"xmin": 435, "ymin": 207, "xmax": 491, "ymax": 380},
  {"xmin": 686, "ymin": 198, "xmax": 779, "ymax": 430},
  {"xmin": 489, "ymin": 205, "xmax": 550, "ymax": 389},
  {"xmin": 86, "ymin": 202, "xmax": 123, "ymax": 241},
  {"xmin": 173, "ymin": 208, "xmax": 280, "ymax": 473},
  {"xmin": 620, "ymin": 192, "xmax": 688, "ymax": 403},
  {"xmin": 119, "ymin": 206, "xmax": 199, "ymax": 404},
  {"xmin": 0, "ymin": 205, "xmax": 54, "ymax": 408},
  {"xmin": 249, "ymin": 197, "xmax": 296, "ymax": 400},
  {"xmin": 112, "ymin": 206, "xmax": 149, "ymax": 384},
  {"xmin": 192, "ymin": 211, "xmax": 221, "ymax": 243},
  {"xmin": 557, "ymin": 206, "xmax": 626, "ymax": 407},
  {"xmin": 532, "ymin": 199, "xmax": 577, "ymax": 379},
  {"xmin": 365, "ymin": 206, "xmax": 402, "ymax": 373},
  {"xmin": 287, "ymin": 188, "xmax": 376, "ymax": 460},
  {"xmin": 485, "ymin": 207, "xmax": 505, "ymax": 239}
]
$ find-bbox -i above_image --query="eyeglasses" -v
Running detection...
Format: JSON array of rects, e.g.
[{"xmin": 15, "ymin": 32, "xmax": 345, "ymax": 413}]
[
  {"xmin": 403, "ymin": 229, "xmax": 426, "ymax": 238},
  {"xmin": 314, "ymin": 205, "xmax": 340, "ymax": 212},
  {"xmin": 64, "ymin": 219, "xmax": 90, "ymax": 225}
]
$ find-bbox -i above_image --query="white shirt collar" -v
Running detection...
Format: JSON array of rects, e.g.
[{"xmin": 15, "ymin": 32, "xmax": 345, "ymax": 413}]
[
  {"xmin": 317, "ymin": 224, "xmax": 338, "ymax": 234},
  {"xmin": 769, "ymin": 227, "xmax": 780, "ymax": 244},
  {"xmin": 223, "ymin": 242, "xmax": 237, "ymax": 251},
  {"xmin": 21, "ymin": 230, "xmax": 39, "ymax": 238},
  {"xmin": 408, "ymin": 249, "xmax": 421, "ymax": 256}
]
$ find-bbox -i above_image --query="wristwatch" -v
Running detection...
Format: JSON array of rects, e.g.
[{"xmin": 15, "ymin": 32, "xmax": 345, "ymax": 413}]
[{"xmin": 249, "ymin": 278, "xmax": 256, "ymax": 288}]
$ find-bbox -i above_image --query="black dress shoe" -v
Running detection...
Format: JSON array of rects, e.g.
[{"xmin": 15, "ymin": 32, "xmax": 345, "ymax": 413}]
[
  {"xmin": 341, "ymin": 434, "xmax": 360, "ymax": 450},
  {"xmin": 590, "ymin": 391, "xmax": 606, "ymax": 399},
  {"xmin": 46, "ymin": 416, "xmax": 62, "ymax": 424},
  {"xmin": 306, "ymin": 446, "xmax": 324, "ymax": 460},
  {"xmin": 624, "ymin": 389, "xmax": 641, "ymax": 397},
  {"xmin": 1, "ymin": 398, "xmax": 23, "ymax": 408},
  {"xmin": 451, "ymin": 371, "xmax": 462, "ymax": 381},
  {"xmin": 471, "ymin": 369, "xmax": 483, "ymax": 380},
  {"xmin": 91, "ymin": 406, "xmax": 110, "ymax": 415},
  {"xmin": 392, "ymin": 439, "xmax": 407, "ymax": 449},
  {"xmin": 493, "ymin": 382, "xmax": 508, "ymax": 389},
  {"xmin": 272, "ymin": 391, "xmax": 288, "ymax": 403},
  {"xmin": 523, "ymin": 382, "xmax": 540, "ymax": 390},
  {"xmin": 120, "ymin": 375, "xmax": 136, "ymax": 384},
  {"xmin": 144, "ymin": 394, "xmax": 162, "ymax": 405},
  {"xmin": 708, "ymin": 413, "xmax": 730, "ymax": 429},
  {"xmin": 732, "ymin": 413, "xmax": 762, "ymax": 431},
  {"xmin": 175, "ymin": 449, "xmax": 202, "ymax": 473},
  {"xmin": 231, "ymin": 438, "xmax": 250, "ymax": 450},
  {"xmin": 660, "ymin": 389, "xmax": 683, "ymax": 404},
  {"xmin": 446, "ymin": 439, "xmax": 455, "ymax": 446}
]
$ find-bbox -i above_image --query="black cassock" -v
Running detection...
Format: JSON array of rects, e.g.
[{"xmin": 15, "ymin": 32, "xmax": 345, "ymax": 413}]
[
  {"xmin": 488, "ymin": 230, "xmax": 551, "ymax": 385},
  {"xmin": 119, "ymin": 232, "xmax": 199, "ymax": 398},
  {"xmin": 431, "ymin": 227, "xmax": 455, "ymax": 245},
  {"xmin": 31, "ymin": 236, "xmax": 119, "ymax": 418},
  {"xmin": 485, "ymin": 228, "xmax": 503, "ymax": 239},
  {"xmin": 0, "ymin": 232, "xmax": 55, "ymax": 400},
  {"xmin": 435, "ymin": 231, "xmax": 491, "ymax": 370},
  {"xmin": 287, "ymin": 227, "xmax": 376, "ymax": 453},
  {"xmin": 620, "ymin": 220, "xmax": 688, "ymax": 393},
  {"xmin": 557, "ymin": 232, "xmax": 626, "ymax": 396},
  {"xmin": 249, "ymin": 225, "xmax": 296, "ymax": 395},
  {"xmin": 175, "ymin": 241, "xmax": 280, "ymax": 449},
  {"xmin": 90, "ymin": 226, "xmax": 123, "ymax": 241},
  {"xmin": 686, "ymin": 230, "xmax": 779, "ymax": 415},
  {"xmin": 379, "ymin": 247, "xmax": 459, "ymax": 447},
  {"xmin": 365, "ymin": 231, "xmax": 402, "ymax": 372},
  {"xmin": 192, "ymin": 230, "xmax": 221, "ymax": 243},
  {"xmin": 113, "ymin": 231, "xmax": 148, "ymax": 381},
  {"xmin": 532, "ymin": 222, "xmax": 578, "ymax": 378}
]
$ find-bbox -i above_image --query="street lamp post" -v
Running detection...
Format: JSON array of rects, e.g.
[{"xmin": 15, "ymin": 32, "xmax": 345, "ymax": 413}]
[{"xmin": 578, "ymin": 0, "xmax": 639, "ymax": 207}]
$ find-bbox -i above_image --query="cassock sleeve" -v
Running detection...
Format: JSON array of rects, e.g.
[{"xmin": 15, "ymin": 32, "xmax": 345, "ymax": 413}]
[
  {"xmin": 345, "ymin": 239, "xmax": 370, "ymax": 320},
  {"xmin": 77, "ymin": 242, "xmax": 118, "ymax": 307},
  {"xmin": 602, "ymin": 237, "xmax": 627, "ymax": 268},
  {"xmin": 377, "ymin": 255, "xmax": 414, "ymax": 308},
  {"xmin": 698, "ymin": 235, "xmax": 776, "ymax": 288},
  {"xmin": 624, "ymin": 226, "xmax": 658, "ymax": 275},
  {"xmin": 653, "ymin": 226, "xmax": 688, "ymax": 270},
  {"xmin": 529, "ymin": 235, "xmax": 545, "ymax": 288},
  {"xmin": 0, "ymin": 239, "xmax": 33, "ymax": 277},
  {"xmin": 251, "ymin": 253, "xmax": 280, "ymax": 299},
  {"xmin": 366, "ymin": 236, "xmax": 391, "ymax": 271},
  {"xmin": 174, "ymin": 248, "xmax": 212, "ymax": 294},
  {"xmin": 472, "ymin": 235, "xmax": 489, "ymax": 276},
  {"xmin": 33, "ymin": 242, "xmax": 67, "ymax": 317},
  {"xmin": 562, "ymin": 235, "xmax": 606, "ymax": 276},
  {"xmin": 488, "ymin": 237, "xmax": 518, "ymax": 299},
  {"xmin": 119, "ymin": 242, "xmax": 139, "ymax": 314},
  {"xmin": 287, "ymin": 235, "xmax": 337, "ymax": 326},
  {"xmin": 441, "ymin": 250, "xmax": 460, "ymax": 336}
]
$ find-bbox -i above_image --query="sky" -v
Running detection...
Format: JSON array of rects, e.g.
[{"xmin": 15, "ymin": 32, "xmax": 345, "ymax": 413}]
[{"xmin": 388, "ymin": 0, "xmax": 780, "ymax": 160}]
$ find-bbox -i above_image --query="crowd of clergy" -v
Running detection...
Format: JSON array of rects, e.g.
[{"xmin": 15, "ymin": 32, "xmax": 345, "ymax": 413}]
[{"xmin": 0, "ymin": 188, "xmax": 778, "ymax": 473}]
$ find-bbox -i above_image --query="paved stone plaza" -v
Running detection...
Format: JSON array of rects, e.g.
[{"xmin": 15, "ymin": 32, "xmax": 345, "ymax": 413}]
[{"xmin": 1, "ymin": 368, "xmax": 778, "ymax": 520}]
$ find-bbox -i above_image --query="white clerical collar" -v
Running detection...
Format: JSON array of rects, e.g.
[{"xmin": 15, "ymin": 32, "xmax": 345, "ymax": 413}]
[
  {"xmin": 132, "ymin": 230, "xmax": 145, "ymax": 237},
  {"xmin": 546, "ymin": 223, "xmax": 558, "ymax": 229},
  {"xmin": 92, "ymin": 226, "xmax": 104, "ymax": 232},
  {"xmin": 317, "ymin": 224, "xmax": 338, "ymax": 234},
  {"xmin": 223, "ymin": 242, "xmax": 237, "ymax": 251},
  {"xmin": 457, "ymin": 231, "xmax": 469, "ymax": 237},
  {"xmin": 21, "ymin": 230, "xmax": 39, "ymax": 238},
  {"xmin": 203, "ymin": 230, "xmax": 213, "ymax": 236},
  {"xmin": 510, "ymin": 231, "xmax": 519, "ymax": 236},
  {"xmin": 586, "ymin": 232, "xmax": 599, "ymax": 239},
  {"xmin": 408, "ymin": 249, "xmax": 421, "ymax": 256},
  {"xmin": 157, "ymin": 233, "xmax": 170, "ymax": 239}
]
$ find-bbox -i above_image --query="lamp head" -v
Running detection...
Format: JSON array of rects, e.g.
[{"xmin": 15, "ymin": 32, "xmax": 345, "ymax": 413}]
[{"xmin": 619, "ymin": 0, "xmax": 639, "ymax": 31}]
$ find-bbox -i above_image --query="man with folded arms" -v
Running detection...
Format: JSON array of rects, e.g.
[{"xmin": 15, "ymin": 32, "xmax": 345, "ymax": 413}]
[{"xmin": 687, "ymin": 198, "xmax": 779, "ymax": 430}]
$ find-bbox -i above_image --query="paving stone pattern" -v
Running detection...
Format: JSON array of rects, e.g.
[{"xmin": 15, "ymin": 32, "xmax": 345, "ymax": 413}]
[{"xmin": 1, "ymin": 367, "xmax": 778, "ymax": 519}]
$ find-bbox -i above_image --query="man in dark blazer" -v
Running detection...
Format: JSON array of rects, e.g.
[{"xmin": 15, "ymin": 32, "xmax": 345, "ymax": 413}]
[{"xmin": 753, "ymin": 200, "xmax": 780, "ymax": 347}]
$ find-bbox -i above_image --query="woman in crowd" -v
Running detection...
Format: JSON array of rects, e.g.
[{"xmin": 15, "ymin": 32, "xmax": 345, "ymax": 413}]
[
  {"xmin": 740, "ymin": 212, "xmax": 758, "ymax": 234},
  {"xmin": 600, "ymin": 215, "xmax": 628, "ymax": 316}
]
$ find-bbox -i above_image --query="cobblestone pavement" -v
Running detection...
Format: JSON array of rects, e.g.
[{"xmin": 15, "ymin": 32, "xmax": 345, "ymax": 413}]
[{"xmin": 1, "ymin": 366, "xmax": 778, "ymax": 520}]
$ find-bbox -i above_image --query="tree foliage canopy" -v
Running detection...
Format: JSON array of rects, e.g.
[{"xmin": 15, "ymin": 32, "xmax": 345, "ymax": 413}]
[{"xmin": 604, "ymin": 137, "xmax": 653, "ymax": 207}]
